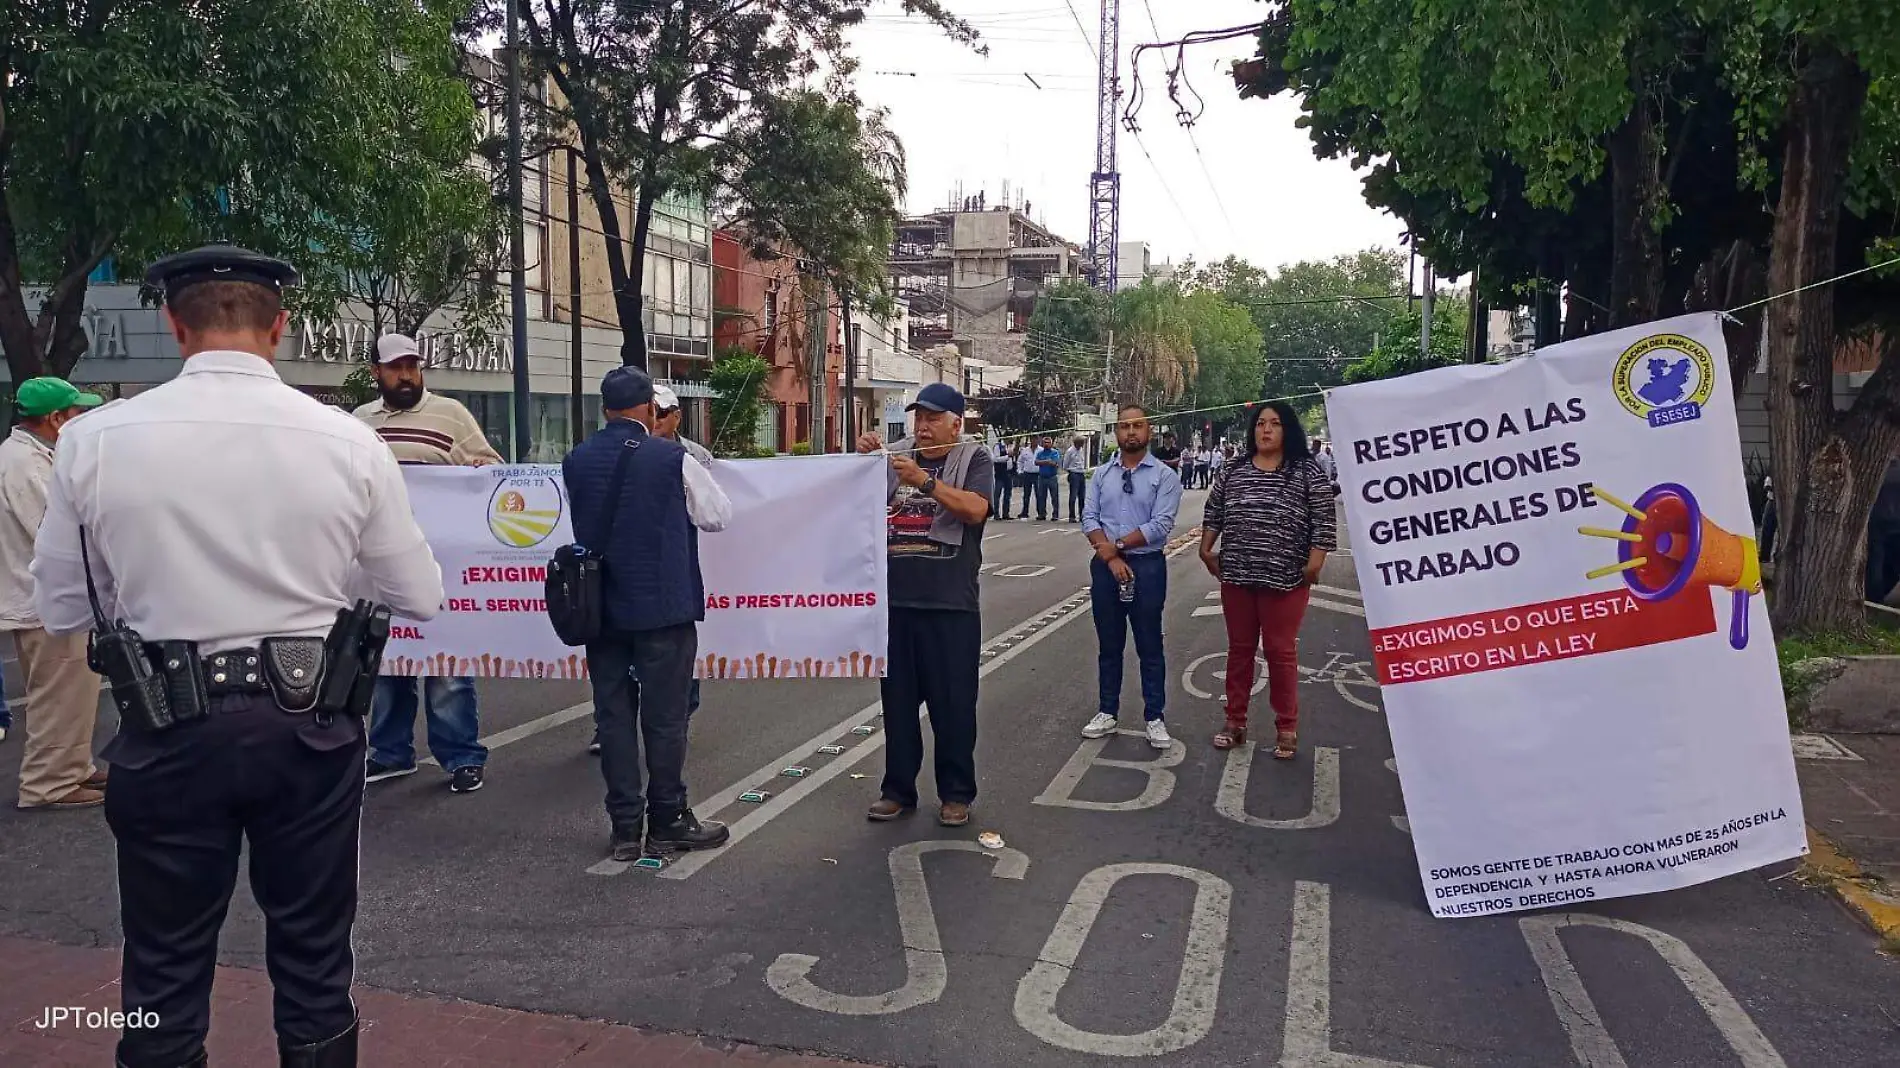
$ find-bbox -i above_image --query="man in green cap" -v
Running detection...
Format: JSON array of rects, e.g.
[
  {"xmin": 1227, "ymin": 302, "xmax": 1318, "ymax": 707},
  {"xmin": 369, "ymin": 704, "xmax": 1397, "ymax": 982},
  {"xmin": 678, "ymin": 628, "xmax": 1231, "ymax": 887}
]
[{"xmin": 0, "ymin": 376, "xmax": 105, "ymax": 809}]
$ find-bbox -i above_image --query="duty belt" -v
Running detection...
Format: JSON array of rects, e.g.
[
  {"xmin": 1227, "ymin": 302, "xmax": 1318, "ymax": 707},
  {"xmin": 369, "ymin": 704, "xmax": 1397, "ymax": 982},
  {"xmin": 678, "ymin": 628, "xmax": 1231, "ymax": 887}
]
[{"xmin": 151, "ymin": 646, "xmax": 270, "ymax": 697}]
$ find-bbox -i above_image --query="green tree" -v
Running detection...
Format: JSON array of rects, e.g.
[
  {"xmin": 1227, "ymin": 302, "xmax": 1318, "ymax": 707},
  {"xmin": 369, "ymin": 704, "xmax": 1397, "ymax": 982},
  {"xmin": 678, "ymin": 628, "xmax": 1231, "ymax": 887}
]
[
  {"xmin": 337, "ymin": 2, "xmax": 506, "ymax": 356},
  {"xmin": 1245, "ymin": 0, "xmax": 1900, "ymax": 634},
  {"xmin": 0, "ymin": 0, "xmax": 481, "ymax": 382},
  {"xmin": 1187, "ymin": 251, "xmax": 1408, "ymax": 401},
  {"xmin": 708, "ymin": 349, "xmax": 773, "ymax": 457},
  {"xmin": 1112, "ymin": 281, "xmax": 1196, "ymax": 412},
  {"xmin": 1179, "ymin": 290, "xmax": 1265, "ymax": 417},
  {"xmin": 1342, "ymin": 307, "xmax": 1467, "ymax": 385},
  {"xmin": 495, "ymin": 0, "xmax": 978, "ymax": 368},
  {"xmin": 1023, "ymin": 279, "xmax": 1110, "ymax": 400}
]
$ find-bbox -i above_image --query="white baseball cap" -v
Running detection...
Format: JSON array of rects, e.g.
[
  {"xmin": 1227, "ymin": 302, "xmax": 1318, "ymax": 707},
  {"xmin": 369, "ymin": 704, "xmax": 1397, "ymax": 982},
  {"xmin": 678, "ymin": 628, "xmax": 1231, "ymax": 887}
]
[
  {"xmin": 653, "ymin": 384, "xmax": 680, "ymax": 412},
  {"xmin": 375, "ymin": 333, "xmax": 421, "ymax": 364}
]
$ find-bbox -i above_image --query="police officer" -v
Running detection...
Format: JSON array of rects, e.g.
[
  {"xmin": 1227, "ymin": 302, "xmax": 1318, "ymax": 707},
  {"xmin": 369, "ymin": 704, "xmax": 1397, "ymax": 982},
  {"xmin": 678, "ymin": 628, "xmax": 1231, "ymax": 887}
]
[{"xmin": 29, "ymin": 245, "xmax": 445, "ymax": 1068}]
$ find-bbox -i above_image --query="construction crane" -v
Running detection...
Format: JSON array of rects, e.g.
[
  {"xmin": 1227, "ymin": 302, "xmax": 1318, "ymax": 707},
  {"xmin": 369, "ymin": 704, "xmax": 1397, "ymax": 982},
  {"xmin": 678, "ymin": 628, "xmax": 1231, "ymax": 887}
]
[{"xmin": 1086, "ymin": 0, "xmax": 1121, "ymax": 294}]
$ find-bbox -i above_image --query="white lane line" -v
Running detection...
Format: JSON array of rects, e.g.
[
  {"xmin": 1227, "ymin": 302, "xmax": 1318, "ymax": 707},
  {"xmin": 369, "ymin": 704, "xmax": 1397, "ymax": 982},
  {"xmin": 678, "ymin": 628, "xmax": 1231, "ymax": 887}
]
[
  {"xmin": 1312, "ymin": 584, "xmax": 1362, "ymax": 601},
  {"xmin": 1283, "ymin": 882, "xmax": 1426, "ymax": 1067},
  {"xmin": 652, "ymin": 595, "xmax": 1098, "ymax": 881},
  {"xmin": 1192, "ymin": 606, "xmax": 1223, "ymax": 617},
  {"xmin": 419, "ymin": 699, "xmax": 595, "ymax": 769},
  {"xmin": 1308, "ymin": 597, "xmax": 1365, "ymax": 618},
  {"xmin": 645, "ymin": 534, "xmax": 1202, "ymax": 881},
  {"xmin": 1204, "ymin": 590, "xmax": 1221, "ymax": 600}
]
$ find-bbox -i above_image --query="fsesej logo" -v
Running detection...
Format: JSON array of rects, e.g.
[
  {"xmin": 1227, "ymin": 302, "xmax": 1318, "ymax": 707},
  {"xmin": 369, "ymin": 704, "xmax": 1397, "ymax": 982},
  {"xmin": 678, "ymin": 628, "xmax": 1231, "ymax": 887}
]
[{"xmin": 1612, "ymin": 333, "xmax": 1715, "ymax": 429}]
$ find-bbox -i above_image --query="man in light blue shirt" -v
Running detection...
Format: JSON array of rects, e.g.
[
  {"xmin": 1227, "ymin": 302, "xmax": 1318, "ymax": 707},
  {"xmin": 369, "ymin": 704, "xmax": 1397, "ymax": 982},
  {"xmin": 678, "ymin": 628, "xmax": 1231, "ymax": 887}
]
[
  {"xmin": 1080, "ymin": 403, "xmax": 1183, "ymax": 749},
  {"xmin": 1062, "ymin": 435, "xmax": 1091, "ymax": 522},
  {"xmin": 1033, "ymin": 436, "xmax": 1062, "ymax": 521}
]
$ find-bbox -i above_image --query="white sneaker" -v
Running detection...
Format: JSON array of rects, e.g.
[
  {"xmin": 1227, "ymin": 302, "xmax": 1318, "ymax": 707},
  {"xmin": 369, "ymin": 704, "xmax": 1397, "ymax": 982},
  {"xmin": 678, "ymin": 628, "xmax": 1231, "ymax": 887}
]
[
  {"xmin": 1081, "ymin": 713, "xmax": 1119, "ymax": 739},
  {"xmin": 1146, "ymin": 719, "xmax": 1173, "ymax": 750}
]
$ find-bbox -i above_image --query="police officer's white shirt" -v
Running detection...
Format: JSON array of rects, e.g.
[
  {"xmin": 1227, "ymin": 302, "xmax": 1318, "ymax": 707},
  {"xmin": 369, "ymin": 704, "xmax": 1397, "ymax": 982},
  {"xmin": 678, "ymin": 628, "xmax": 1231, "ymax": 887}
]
[{"xmin": 31, "ymin": 350, "xmax": 445, "ymax": 653}]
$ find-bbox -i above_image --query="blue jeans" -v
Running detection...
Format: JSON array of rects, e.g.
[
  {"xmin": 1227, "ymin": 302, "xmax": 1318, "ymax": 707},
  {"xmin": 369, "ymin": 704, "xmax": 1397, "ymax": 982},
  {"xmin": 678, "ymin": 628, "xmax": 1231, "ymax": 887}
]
[
  {"xmin": 1037, "ymin": 474, "xmax": 1058, "ymax": 518},
  {"xmin": 370, "ymin": 676, "xmax": 487, "ymax": 772},
  {"xmin": 992, "ymin": 466, "xmax": 1013, "ymax": 517},
  {"xmin": 1090, "ymin": 553, "xmax": 1169, "ymax": 721}
]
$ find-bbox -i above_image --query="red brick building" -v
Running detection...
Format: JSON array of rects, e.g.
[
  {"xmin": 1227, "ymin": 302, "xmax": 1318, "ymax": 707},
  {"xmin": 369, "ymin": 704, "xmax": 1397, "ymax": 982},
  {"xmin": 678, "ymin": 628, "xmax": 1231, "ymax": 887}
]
[{"xmin": 712, "ymin": 230, "xmax": 843, "ymax": 453}]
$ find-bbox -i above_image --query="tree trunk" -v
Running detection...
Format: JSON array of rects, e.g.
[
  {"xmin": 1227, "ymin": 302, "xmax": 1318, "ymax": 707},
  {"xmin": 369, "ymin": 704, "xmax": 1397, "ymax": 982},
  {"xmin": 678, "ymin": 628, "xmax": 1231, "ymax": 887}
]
[
  {"xmin": 1763, "ymin": 43, "xmax": 1876, "ymax": 635},
  {"xmin": 1683, "ymin": 239, "xmax": 1767, "ymax": 401},
  {"xmin": 0, "ymin": 195, "xmax": 47, "ymax": 384},
  {"xmin": 1606, "ymin": 103, "xmax": 1664, "ymax": 329},
  {"xmin": 618, "ymin": 182, "xmax": 659, "ymax": 369}
]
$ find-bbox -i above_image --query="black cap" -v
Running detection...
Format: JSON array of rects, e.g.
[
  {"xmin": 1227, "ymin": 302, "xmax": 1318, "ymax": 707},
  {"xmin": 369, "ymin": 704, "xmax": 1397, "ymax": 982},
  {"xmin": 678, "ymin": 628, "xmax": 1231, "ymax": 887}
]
[
  {"xmin": 906, "ymin": 382, "xmax": 966, "ymax": 416},
  {"xmin": 601, "ymin": 365, "xmax": 655, "ymax": 411},
  {"xmin": 144, "ymin": 244, "xmax": 301, "ymax": 301}
]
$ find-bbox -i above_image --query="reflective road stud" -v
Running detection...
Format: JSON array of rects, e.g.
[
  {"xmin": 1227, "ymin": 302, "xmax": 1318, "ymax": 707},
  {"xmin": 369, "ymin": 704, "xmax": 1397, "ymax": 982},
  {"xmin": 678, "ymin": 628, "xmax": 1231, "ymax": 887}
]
[
  {"xmin": 739, "ymin": 791, "xmax": 772, "ymax": 803},
  {"xmin": 818, "ymin": 745, "xmax": 847, "ymax": 756},
  {"xmin": 632, "ymin": 857, "xmax": 664, "ymax": 871},
  {"xmin": 781, "ymin": 766, "xmax": 812, "ymax": 778},
  {"xmin": 852, "ymin": 724, "xmax": 878, "ymax": 735}
]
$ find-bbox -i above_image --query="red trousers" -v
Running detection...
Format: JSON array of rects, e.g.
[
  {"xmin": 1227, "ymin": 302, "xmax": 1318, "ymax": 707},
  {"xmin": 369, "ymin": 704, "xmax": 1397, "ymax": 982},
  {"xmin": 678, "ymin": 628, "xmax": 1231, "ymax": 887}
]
[{"xmin": 1220, "ymin": 583, "xmax": 1311, "ymax": 733}]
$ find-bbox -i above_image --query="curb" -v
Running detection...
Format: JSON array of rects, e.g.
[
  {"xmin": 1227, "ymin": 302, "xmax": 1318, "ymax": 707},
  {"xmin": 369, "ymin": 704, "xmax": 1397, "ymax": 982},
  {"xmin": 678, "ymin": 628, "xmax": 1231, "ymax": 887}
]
[{"xmin": 1803, "ymin": 827, "xmax": 1900, "ymax": 949}]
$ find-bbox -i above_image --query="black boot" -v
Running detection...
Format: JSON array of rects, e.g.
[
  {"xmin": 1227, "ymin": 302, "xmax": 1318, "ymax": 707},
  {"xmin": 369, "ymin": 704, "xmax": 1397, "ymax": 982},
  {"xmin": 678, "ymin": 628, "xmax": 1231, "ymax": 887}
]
[
  {"xmin": 645, "ymin": 808, "xmax": 729, "ymax": 854},
  {"xmin": 280, "ymin": 1019, "xmax": 357, "ymax": 1068},
  {"xmin": 609, "ymin": 821, "xmax": 644, "ymax": 862}
]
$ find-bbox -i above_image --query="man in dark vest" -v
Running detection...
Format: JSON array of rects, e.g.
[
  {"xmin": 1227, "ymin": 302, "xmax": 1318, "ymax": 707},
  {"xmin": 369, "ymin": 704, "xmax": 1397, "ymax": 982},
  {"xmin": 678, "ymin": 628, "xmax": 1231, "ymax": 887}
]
[{"xmin": 564, "ymin": 366, "xmax": 733, "ymax": 861}]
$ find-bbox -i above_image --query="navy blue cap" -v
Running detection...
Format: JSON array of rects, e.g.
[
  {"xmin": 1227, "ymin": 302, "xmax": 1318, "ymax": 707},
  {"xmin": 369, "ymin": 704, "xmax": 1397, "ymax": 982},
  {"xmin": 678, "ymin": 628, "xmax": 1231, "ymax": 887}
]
[
  {"xmin": 144, "ymin": 244, "xmax": 300, "ymax": 300},
  {"xmin": 601, "ymin": 365, "xmax": 655, "ymax": 411},
  {"xmin": 907, "ymin": 382, "xmax": 966, "ymax": 416}
]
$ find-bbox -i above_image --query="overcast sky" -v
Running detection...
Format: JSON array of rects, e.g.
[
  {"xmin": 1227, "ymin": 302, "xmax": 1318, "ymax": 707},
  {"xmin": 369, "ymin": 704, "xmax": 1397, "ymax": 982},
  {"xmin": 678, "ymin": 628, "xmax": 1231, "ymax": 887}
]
[{"xmin": 846, "ymin": 0, "xmax": 1404, "ymax": 273}]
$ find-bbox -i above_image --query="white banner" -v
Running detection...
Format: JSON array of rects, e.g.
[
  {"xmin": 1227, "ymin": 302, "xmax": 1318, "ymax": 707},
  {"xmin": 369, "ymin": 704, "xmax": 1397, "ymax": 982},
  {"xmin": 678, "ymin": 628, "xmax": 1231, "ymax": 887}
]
[
  {"xmin": 382, "ymin": 455, "xmax": 888, "ymax": 681},
  {"xmin": 1325, "ymin": 312, "xmax": 1805, "ymax": 918}
]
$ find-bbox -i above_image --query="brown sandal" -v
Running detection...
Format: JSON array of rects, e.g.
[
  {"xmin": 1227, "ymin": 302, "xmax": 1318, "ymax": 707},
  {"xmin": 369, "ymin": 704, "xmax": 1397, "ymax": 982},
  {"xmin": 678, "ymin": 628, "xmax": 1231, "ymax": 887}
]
[
  {"xmin": 1213, "ymin": 726, "xmax": 1246, "ymax": 750},
  {"xmin": 1272, "ymin": 731, "xmax": 1298, "ymax": 760}
]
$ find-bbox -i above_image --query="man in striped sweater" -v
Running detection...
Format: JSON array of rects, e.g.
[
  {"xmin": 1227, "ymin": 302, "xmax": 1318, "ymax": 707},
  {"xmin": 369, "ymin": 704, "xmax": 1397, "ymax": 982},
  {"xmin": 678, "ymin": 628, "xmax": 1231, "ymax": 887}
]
[{"xmin": 355, "ymin": 333, "xmax": 503, "ymax": 793}]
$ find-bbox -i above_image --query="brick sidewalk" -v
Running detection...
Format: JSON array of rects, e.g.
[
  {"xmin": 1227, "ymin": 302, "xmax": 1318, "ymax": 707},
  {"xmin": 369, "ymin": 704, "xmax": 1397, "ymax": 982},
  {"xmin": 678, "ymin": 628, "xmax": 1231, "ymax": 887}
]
[{"xmin": 0, "ymin": 935, "xmax": 881, "ymax": 1068}]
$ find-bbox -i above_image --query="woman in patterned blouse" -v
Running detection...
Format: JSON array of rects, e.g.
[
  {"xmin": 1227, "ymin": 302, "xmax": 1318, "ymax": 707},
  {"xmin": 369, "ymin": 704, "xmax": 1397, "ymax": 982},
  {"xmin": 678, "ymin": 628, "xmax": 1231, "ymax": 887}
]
[{"xmin": 1199, "ymin": 401, "xmax": 1338, "ymax": 758}]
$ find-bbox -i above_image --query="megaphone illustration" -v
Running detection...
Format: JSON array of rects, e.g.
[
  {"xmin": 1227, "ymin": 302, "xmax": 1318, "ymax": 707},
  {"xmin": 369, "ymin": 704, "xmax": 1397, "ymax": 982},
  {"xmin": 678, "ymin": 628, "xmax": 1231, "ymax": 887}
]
[{"xmin": 1579, "ymin": 483, "xmax": 1761, "ymax": 650}]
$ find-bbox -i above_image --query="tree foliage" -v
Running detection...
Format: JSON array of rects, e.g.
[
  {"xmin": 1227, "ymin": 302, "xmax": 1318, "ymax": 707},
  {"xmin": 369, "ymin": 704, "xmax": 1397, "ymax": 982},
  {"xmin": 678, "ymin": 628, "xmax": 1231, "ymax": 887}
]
[
  {"xmin": 708, "ymin": 349, "xmax": 773, "ymax": 457},
  {"xmin": 1241, "ymin": 0, "xmax": 1900, "ymax": 633},
  {"xmin": 492, "ymin": 0, "xmax": 978, "ymax": 367},
  {"xmin": 0, "ymin": 0, "xmax": 486, "ymax": 381},
  {"xmin": 1343, "ymin": 307, "xmax": 1468, "ymax": 385},
  {"xmin": 1184, "ymin": 250, "xmax": 1408, "ymax": 400}
]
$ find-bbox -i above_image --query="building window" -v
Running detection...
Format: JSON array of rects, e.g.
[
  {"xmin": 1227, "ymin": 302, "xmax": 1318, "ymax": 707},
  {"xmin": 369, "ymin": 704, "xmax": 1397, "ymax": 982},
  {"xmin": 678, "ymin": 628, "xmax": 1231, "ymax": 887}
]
[
  {"xmin": 523, "ymin": 222, "xmax": 546, "ymax": 296},
  {"xmin": 691, "ymin": 262, "xmax": 710, "ymax": 315}
]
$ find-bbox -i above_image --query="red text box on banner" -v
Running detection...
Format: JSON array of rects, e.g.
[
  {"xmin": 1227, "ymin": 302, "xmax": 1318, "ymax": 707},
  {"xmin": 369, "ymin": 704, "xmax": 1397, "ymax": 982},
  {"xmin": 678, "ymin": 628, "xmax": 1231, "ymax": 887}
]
[{"xmin": 1370, "ymin": 588, "xmax": 1717, "ymax": 686}]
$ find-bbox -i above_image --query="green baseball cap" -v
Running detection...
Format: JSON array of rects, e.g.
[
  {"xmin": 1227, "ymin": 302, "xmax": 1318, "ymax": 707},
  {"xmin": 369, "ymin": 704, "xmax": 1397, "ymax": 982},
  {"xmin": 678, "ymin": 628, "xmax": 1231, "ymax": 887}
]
[{"xmin": 16, "ymin": 377, "xmax": 103, "ymax": 418}]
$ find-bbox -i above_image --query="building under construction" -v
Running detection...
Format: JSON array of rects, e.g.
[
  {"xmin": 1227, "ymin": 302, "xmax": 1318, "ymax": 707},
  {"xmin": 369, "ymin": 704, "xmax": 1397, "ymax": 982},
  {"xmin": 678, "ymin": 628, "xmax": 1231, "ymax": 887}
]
[{"xmin": 890, "ymin": 189, "xmax": 1085, "ymax": 382}]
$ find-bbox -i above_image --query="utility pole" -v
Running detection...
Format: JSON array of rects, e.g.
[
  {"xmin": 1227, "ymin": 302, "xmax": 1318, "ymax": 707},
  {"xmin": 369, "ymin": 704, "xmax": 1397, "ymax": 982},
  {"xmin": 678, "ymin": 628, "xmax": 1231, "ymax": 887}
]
[
  {"xmin": 806, "ymin": 274, "xmax": 827, "ymax": 453},
  {"xmin": 1420, "ymin": 261, "xmax": 1436, "ymax": 359},
  {"xmin": 842, "ymin": 290, "xmax": 856, "ymax": 446},
  {"xmin": 504, "ymin": 1, "xmax": 531, "ymax": 461},
  {"xmin": 567, "ymin": 150, "xmax": 584, "ymax": 446}
]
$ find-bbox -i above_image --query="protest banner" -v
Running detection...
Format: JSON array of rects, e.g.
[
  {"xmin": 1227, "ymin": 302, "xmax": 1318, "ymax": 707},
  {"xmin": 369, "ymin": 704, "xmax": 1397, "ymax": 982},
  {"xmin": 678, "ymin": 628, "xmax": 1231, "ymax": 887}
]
[
  {"xmin": 382, "ymin": 454, "xmax": 887, "ymax": 681},
  {"xmin": 1325, "ymin": 312, "xmax": 1805, "ymax": 918}
]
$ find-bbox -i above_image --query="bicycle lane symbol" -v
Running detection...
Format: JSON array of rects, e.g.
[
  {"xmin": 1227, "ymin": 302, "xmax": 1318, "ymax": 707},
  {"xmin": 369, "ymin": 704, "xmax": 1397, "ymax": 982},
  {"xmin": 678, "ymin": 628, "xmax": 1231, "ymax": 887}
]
[{"xmin": 1179, "ymin": 650, "xmax": 1382, "ymax": 713}]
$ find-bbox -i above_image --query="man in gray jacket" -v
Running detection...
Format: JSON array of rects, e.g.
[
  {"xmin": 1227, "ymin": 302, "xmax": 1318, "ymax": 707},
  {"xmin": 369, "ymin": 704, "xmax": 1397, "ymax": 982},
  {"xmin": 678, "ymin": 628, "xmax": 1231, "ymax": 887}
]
[{"xmin": 854, "ymin": 383, "xmax": 992, "ymax": 827}]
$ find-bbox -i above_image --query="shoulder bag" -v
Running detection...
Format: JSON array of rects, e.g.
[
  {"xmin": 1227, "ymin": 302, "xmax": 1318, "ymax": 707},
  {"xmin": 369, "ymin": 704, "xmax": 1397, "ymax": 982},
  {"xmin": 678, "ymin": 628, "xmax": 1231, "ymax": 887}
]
[{"xmin": 545, "ymin": 437, "xmax": 639, "ymax": 646}]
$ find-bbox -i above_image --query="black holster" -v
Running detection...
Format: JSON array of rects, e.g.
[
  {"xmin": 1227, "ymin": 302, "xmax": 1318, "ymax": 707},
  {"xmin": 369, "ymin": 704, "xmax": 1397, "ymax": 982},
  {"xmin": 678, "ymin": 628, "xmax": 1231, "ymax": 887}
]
[{"xmin": 312, "ymin": 601, "xmax": 392, "ymax": 727}]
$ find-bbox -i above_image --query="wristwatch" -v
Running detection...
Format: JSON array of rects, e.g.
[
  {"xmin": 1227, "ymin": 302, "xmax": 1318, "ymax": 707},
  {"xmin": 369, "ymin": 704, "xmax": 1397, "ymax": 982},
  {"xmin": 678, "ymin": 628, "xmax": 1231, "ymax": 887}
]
[
  {"xmin": 1113, "ymin": 538, "xmax": 1127, "ymax": 552},
  {"xmin": 920, "ymin": 476, "xmax": 939, "ymax": 497}
]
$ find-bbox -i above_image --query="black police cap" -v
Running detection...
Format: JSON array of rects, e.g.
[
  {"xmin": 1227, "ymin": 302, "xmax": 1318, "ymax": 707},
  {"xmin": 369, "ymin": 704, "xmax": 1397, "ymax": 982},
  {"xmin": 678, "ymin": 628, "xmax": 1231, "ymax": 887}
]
[{"xmin": 144, "ymin": 244, "xmax": 301, "ymax": 301}]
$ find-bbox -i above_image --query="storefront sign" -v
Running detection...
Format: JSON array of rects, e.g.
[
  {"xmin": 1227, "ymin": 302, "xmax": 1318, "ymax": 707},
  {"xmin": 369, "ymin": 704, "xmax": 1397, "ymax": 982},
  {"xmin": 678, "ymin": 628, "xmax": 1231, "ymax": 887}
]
[
  {"xmin": 290, "ymin": 318, "xmax": 512, "ymax": 373},
  {"xmin": 1326, "ymin": 312, "xmax": 1804, "ymax": 919}
]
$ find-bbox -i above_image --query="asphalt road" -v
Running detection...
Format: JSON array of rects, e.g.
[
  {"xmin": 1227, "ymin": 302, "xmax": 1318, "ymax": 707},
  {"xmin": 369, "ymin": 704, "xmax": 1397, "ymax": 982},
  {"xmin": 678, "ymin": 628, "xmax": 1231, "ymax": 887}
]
[{"xmin": 3, "ymin": 490, "xmax": 1897, "ymax": 1066}]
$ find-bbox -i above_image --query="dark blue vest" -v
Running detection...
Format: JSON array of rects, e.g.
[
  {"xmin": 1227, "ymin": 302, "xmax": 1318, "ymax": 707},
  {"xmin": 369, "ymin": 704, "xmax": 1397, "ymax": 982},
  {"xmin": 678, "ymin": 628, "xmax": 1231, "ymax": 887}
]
[{"xmin": 561, "ymin": 419, "xmax": 703, "ymax": 633}]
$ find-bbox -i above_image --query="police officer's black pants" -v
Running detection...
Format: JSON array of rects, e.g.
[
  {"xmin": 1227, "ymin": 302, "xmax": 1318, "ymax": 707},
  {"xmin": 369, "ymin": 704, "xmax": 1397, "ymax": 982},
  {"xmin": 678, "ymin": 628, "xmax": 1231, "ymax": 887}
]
[
  {"xmin": 104, "ymin": 694, "xmax": 365, "ymax": 1066},
  {"xmin": 879, "ymin": 608, "xmax": 981, "ymax": 808}
]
